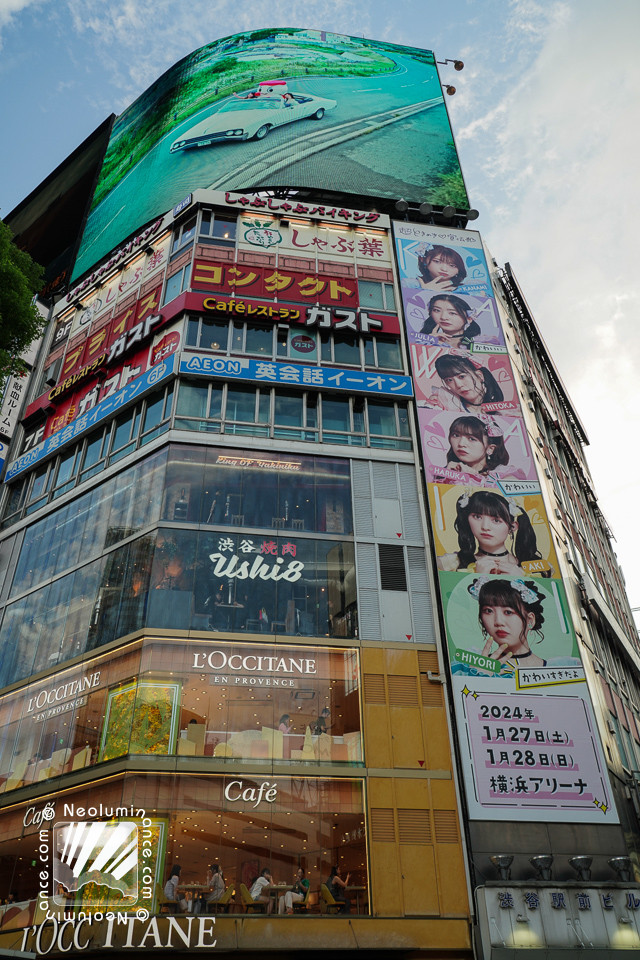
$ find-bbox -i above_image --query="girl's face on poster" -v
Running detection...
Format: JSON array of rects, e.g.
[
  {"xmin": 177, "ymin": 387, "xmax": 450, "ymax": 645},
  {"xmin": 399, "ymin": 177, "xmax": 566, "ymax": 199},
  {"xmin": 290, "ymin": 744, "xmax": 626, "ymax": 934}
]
[
  {"xmin": 480, "ymin": 602, "xmax": 535, "ymax": 652},
  {"xmin": 449, "ymin": 428, "xmax": 493, "ymax": 471},
  {"xmin": 442, "ymin": 369, "xmax": 485, "ymax": 404},
  {"xmin": 427, "ymin": 255, "xmax": 459, "ymax": 283},
  {"xmin": 430, "ymin": 300, "xmax": 467, "ymax": 335},
  {"xmin": 468, "ymin": 512, "xmax": 511, "ymax": 553}
]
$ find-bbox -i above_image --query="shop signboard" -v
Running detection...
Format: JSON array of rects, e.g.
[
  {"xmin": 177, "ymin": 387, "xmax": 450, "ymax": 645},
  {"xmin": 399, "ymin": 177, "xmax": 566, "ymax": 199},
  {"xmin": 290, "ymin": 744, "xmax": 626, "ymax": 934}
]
[
  {"xmin": 5, "ymin": 354, "xmax": 176, "ymax": 482},
  {"xmin": 179, "ymin": 352, "xmax": 413, "ymax": 397},
  {"xmin": 394, "ymin": 220, "xmax": 617, "ymax": 825},
  {"xmin": 73, "ymin": 28, "xmax": 467, "ymax": 279}
]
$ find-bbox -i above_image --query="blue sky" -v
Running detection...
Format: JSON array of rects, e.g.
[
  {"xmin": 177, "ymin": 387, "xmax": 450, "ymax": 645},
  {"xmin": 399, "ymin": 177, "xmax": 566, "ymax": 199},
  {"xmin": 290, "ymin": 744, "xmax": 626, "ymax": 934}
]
[{"xmin": 1, "ymin": 0, "xmax": 639, "ymax": 616}]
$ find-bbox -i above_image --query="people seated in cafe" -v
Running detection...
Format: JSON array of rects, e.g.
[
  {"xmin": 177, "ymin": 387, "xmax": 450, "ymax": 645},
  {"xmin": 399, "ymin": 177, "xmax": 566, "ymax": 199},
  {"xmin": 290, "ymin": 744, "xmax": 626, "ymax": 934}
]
[
  {"xmin": 3, "ymin": 891, "xmax": 18, "ymax": 905},
  {"xmin": 250, "ymin": 868, "xmax": 274, "ymax": 914},
  {"xmin": 204, "ymin": 864, "xmax": 225, "ymax": 910},
  {"xmin": 327, "ymin": 865, "xmax": 351, "ymax": 914},
  {"xmin": 278, "ymin": 714, "xmax": 292, "ymax": 734},
  {"xmin": 312, "ymin": 707, "xmax": 331, "ymax": 736},
  {"xmin": 278, "ymin": 867, "xmax": 309, "ymax": 914},
  {"xmin": 164, "ymin": 864, "xmax": 188, "ymax": 912}
]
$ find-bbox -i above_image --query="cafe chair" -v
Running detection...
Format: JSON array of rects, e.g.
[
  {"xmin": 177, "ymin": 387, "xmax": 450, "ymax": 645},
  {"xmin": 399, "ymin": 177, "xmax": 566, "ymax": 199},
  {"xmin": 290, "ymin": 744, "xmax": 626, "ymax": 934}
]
[
  {"xmin": 319, "ymin": 884, "xmax": 341, "ymax": 915},
  {"xmin": 239, "ymin": 883, "xmax": 267, "ymax": 914},
  {"xmin": 207, "ymin": 885, "xmax": 234, "ymax": 914},
  {"xmin": 156, "ymin": 883, "xmax": 179, "ymax": 914},
  {"xmin": 292, "ymin": 884, "xmax": 312, "ymax": 914}
]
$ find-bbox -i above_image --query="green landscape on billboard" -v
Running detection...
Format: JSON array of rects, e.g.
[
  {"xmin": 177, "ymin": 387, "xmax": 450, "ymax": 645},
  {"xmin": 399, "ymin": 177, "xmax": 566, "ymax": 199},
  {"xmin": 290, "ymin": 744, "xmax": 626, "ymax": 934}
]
[{"xmin": 74, "ymin": 28, "xmax": 469, "ymax": 279}]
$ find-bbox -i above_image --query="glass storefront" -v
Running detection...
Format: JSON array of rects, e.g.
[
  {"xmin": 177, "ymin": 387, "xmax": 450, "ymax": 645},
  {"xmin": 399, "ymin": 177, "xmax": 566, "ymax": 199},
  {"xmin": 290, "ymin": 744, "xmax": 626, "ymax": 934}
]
[
  {"xmin": 0, "ymin": 773, "xmax": 368, "ymax": 918},
  {"xmin": 0, "ymin": 446, "xmax": 357, "ymax": 686},
  {"xmin": 0, "ymin": 640, "xmax": 362, "ymax": 795}
]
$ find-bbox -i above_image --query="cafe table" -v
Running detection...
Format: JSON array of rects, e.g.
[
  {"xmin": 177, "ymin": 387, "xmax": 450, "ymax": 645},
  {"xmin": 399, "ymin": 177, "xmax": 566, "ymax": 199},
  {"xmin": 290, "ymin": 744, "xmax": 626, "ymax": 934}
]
[
  {"xmin": 177, "ymin": 883, "xmax": 213, "ymax": 912},
  {"xmin": 269, "ymin": 884, "xmax": 293, "ymax": 911},
  {"xmin": 345, "ymin": 885, "xmax": 368, "ymax": 914}
]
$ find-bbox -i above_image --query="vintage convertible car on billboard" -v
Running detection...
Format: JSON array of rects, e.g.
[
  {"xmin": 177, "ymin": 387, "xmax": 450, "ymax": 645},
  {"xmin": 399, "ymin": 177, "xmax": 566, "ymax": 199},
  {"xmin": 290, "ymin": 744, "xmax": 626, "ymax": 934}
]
[{"xmin": 169, "ymin": 93, "xmax": 337, "ymax": 150}]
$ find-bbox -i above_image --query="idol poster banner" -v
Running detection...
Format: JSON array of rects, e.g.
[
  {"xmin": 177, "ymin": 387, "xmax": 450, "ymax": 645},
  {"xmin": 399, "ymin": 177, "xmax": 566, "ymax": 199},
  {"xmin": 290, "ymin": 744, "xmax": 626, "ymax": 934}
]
[{"xmin": 394, "ymin": 221, "xmax": 617, "ymax": 824}]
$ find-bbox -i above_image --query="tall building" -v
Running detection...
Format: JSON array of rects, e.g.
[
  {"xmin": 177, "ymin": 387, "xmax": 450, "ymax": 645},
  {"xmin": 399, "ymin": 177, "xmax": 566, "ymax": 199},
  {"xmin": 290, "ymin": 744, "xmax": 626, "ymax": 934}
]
[{"xmin": 0, "ymin": 26, "xmax": 638, "ymax": 960}]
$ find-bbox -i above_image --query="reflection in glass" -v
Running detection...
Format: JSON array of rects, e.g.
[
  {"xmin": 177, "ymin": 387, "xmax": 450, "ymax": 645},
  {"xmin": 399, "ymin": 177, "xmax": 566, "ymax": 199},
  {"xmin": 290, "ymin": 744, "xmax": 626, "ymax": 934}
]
[{"xmin": 0, "ymin": 773, "xmax": 369, "ymax": 915}]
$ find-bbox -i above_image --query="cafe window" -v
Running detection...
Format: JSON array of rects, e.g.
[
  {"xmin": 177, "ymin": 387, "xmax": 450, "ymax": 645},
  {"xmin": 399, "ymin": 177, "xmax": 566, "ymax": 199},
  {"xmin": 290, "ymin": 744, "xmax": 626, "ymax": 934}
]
[
  {"xmin": 189, "ymin": 317, "xmax": 402, "ymax": 373},
  {"xmin": 187, "ymin": 315, "xmax": 230, "ymax": 351},
  {"xmin": 0, "ymin": 773, "xmax": 369, "ymax": 917}
]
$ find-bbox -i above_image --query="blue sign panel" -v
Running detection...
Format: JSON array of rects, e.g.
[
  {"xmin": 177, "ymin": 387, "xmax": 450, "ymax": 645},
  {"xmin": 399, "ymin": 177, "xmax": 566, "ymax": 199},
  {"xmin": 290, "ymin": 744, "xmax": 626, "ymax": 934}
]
[
  {"xmin": 4, "ymin": 356, "xmax": 176, "ymax": 483},
  {"xmin": 179, "ymin": 354, "xmax": 414, "ymax": 397}
]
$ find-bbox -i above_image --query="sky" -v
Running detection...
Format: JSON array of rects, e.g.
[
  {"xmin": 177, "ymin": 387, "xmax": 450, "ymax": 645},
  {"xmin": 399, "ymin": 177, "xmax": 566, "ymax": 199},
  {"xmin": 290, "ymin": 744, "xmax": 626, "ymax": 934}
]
[{"xmin": 1, "ymin": 0, "xmax": 639, "ymax": 619}]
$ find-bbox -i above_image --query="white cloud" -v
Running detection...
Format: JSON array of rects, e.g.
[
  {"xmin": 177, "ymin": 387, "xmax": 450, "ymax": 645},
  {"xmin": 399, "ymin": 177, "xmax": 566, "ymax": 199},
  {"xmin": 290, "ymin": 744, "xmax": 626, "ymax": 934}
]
[
  {"xmin": 64, "ymin": 0, "xmax": 376, "ymax": 107},
  {"xmin": 463, "ymin": 0, "xmax": 640, "ymax": 601},
  {"xmin": 0, "ymin": 0, "xmax": 43, "ymax": 48}
]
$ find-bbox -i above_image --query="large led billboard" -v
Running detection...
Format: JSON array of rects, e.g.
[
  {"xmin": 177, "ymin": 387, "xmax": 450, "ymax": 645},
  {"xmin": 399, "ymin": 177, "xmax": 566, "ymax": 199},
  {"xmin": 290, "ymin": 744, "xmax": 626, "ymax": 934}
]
[{"xmin": 73, "ymin": 27, "xmax": 468, "ymax": 279}]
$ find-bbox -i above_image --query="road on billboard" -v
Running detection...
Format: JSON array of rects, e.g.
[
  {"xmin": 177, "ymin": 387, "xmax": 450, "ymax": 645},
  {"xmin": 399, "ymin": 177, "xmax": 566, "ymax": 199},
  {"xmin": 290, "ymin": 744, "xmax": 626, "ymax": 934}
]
[
  {"xmin": 76, "ymin": 52, "xmax": 454, "ymax": 274},
  {"xmin": 207, "ymin": 98, "xmax": 442, "ymax": 190}
]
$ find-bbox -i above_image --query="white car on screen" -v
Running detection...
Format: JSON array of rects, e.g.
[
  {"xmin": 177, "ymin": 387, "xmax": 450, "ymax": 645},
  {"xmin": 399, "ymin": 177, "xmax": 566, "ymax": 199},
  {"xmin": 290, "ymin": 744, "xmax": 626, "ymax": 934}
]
[{"xmin": 169, "ymin": 94, "xmax": 337, "ymax": 151}]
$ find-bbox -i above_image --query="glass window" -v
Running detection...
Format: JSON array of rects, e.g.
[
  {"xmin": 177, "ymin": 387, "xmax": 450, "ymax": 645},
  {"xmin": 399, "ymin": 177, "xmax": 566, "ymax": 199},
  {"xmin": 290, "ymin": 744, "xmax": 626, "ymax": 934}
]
[
  {"xmin": 171, "ymin": 216, "xmax": 196, "ymax": 255},
  {"xmin": 80, "ymin": 428, "xmax": 107, "ymax": 480},
  {"xmin": 275, "ymin": 394, "xmax": 303, "ymax": 427},
  {"xmin": 211, "ymin": 216, "xmax": 237, "ymax": 245},
  {"xmin": 333, "ymin": 335, "xmax": 361, "ymax": 366},
  {"xmin": 186, "ymin": 316, "xmax": 200, "ymax": 346},
  {"xmin": 245, "ymin": 324, "xmax": 273, "ymax": 356},
  {"xmin": 0, "ymin": 772, "xmax": 368, "ymax": 917},
  {"xmin": 28, "ymin": 463, "xmax": 52, "ymax": 504},
  {"xmin": 202, "ymin": 317, "xmax": 229, "ymax": 351},
  {"xmin": 363, "ymin": 338, "xmax": 375, "ymax": 367},
  {"xmin": 384, "ymin": 283, "xmax": 396, "ymax": 311},
  {"xmin": 163, "ymin": 264, "xmax": 191, "ymax": 305},
  {"xmin": 226, "ymin": 387, "xmax": 257, "ymax": 423},
  {"xmin": 141, "ymin": 385, "xmax": 173, "ymax": 440},
  {"xmin": 51, "ymin": 447, "xmax": 78, "ymax": 498},
  {"xmin": 110, "ymin": 407, "xmax": 141, "ymax": 462},
  {"xmin": 376, "ymin": 338, "xmax": 402, "ymax": 369},
  {"xmin": 2, "ymin": 476, "xmax": 28, "ymax": 524},
  {"xmin": 257, "ymin": 392, "xmax": 271, "ymax": 423},
  {"xmin": 177, "ymin": 381, "xmax": 208, "ymax": 419},
  {"xmin": 358, "ymin": 280, "xmax": 384, "ymax": 310},
  {"xmin": 367, "ymin": 401, "xmax": 397, "ymax": 437},
  {"xmin": 200, "ymin": 210, "xmax": 213, "ymax": 236},
  {"xmin": 322, "ymin": 397, "xmax": 351, "ymax": 432}
]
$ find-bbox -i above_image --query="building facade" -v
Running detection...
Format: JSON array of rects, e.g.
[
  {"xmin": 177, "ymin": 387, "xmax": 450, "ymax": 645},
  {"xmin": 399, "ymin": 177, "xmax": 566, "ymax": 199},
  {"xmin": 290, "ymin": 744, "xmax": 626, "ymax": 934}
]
[{"xmin": 0, "ymin": 25, "xmax": 639, "ymax": 960}]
